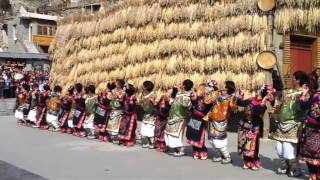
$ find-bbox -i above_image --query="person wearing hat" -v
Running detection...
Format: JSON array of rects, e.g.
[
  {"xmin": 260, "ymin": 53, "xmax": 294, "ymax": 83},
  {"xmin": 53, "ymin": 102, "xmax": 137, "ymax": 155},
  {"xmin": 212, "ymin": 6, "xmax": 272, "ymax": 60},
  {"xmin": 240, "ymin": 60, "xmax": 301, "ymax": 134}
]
[
  {"xmin": 270, "ymin": 71, "xmax": 309, "ymax": 177},
  {"xmin": 204, "ymin": 81, "xmax": 238, "ymax": 164},
  {"xmin": 186, "ymin": 83, "xmax": 211, "ymax": 160},
  {"xmin": 205, "ymin": 80, "xmax": 218, "ymax": 96},
  {"xmin": 164, "ymin": 79, "xmax": 193, "ymax": 157},
  {"xmin": 236, "ymin": 85, "xmax": 274, "ymax": 170},
  {"xmin": 118, "ymin": 80, "xmax": 137, "ymax": 147},
  {"xmin": 139, "ymin": 80, "xmax": 158, "ymax": 149}
]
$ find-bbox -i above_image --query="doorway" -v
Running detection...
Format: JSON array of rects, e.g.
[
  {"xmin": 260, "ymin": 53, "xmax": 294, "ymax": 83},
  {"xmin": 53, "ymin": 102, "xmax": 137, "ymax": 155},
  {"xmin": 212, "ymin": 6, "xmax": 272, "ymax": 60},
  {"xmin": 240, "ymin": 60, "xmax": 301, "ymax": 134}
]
[{"xmin": 290, "ymin": 35, "xmax": 316, "ymax": 75}]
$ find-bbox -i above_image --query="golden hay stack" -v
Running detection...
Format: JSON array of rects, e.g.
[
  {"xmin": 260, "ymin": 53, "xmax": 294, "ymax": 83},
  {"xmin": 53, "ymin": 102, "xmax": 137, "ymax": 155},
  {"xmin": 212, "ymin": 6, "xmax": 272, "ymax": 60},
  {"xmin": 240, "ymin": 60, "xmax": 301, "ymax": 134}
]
[
  {"xmin": 51, "ymin": 0, "xmax": 307, "ymax": 92},
  {"xmin": 275, "ymin": 0, "xmax": 320, "ymax": 33}
]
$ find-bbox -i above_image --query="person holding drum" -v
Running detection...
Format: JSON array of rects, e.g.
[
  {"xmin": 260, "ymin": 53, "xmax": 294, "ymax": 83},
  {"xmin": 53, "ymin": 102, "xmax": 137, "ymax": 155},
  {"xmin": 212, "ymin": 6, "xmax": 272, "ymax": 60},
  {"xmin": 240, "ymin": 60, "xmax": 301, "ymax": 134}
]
[{"xmin": 46, "ymin": 86, "xmax": 62, "ymax": 132}]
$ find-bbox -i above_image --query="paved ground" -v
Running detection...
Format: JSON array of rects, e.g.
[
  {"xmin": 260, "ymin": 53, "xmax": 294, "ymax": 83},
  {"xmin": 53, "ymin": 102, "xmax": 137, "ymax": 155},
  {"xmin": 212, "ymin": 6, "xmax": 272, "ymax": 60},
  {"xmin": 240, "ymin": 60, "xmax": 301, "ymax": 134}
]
[
  {"xmin": 0, "ymin": 99, "xmax": 308, "ymax": 180},
  {"xmin": 0, "ymin": 98, "xmax": 15, "ymax": 116}
]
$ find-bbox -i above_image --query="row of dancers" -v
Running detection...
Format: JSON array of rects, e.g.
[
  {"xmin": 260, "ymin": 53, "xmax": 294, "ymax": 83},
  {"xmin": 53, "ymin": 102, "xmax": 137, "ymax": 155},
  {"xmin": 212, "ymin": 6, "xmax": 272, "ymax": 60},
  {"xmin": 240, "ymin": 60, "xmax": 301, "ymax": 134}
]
[{"xmin": 14, "ymin": 71, "xmax": 319, "ymax": 179}]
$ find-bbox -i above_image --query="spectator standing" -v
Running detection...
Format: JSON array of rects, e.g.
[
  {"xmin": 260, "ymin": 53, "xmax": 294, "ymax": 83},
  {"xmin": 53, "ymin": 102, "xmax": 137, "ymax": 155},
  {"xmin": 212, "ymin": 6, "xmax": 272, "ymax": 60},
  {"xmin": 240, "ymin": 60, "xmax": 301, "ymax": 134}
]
[
  {"xmin": 0, "ymin": 73, "xmax": 4, "ymax": 99},
  {"xmin": 3, "ymin": 72, "xmax": 11, "ymax": 98},
  {"xmin": 39, "ymin": 80, "xmax": 45, "ymax": 92}
]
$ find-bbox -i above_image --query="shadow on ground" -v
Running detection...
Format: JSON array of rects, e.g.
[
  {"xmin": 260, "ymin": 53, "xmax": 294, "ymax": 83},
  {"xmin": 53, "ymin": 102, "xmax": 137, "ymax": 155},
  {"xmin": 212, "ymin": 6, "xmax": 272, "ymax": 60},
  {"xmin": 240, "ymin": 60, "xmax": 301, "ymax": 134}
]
[
  {"xmin": 0, "ymin": 160, "xmax": 48, "ymax": 180},
  {"xmin": 229, "ymin": 152, "xmax": 308, "ymax": 180},
  {"xmin": 184, "ymin": 146, "xmax": 308, "ymax": 180}
]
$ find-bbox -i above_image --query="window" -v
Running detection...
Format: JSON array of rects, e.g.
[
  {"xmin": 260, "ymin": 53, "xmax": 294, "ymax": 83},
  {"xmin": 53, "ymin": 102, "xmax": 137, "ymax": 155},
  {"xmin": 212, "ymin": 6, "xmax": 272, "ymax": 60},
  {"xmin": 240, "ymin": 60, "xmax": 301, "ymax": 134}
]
[
  {"xmin": 37, "ymin": 24, "xmax": 56, "ymax": 36},
  {"xmin": 43, "ymin": 26, "xmax": 48, "ymax": 35},
  {"xmin": 12, "ymin": 24, "xmax": 17, "ymax": 41}
]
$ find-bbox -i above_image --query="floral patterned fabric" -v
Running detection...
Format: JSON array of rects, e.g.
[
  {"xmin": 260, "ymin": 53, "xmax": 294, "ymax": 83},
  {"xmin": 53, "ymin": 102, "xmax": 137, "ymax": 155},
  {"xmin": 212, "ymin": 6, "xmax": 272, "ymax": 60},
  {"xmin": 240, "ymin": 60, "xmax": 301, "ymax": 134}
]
[{"xmin": 299, "ymin": 92, "xmax": 320, "ymax": 167}]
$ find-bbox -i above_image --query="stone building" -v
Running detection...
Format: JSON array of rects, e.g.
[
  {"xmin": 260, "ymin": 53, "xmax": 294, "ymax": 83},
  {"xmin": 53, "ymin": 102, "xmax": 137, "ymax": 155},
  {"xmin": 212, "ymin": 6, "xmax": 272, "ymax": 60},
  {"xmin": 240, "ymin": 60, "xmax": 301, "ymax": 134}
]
[
  {"xmin": 0, "ymin": 3, "xmax": 57, "ymax": 71},
  {"xmin": 0, "ymin": 0, "xmax": 104, "ymax": 71}
]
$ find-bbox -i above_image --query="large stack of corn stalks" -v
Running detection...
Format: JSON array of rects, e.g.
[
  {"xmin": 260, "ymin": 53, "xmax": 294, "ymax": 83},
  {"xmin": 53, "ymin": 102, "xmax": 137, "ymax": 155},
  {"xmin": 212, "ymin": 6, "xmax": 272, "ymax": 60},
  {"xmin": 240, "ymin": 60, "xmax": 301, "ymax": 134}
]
[
  {"xmin": 275, "ymin": 0, "xmax": 320, "ymax": 33},
  {"xmin": 49, "ymin": 0, "xmax": 271, "ymax": 92}
]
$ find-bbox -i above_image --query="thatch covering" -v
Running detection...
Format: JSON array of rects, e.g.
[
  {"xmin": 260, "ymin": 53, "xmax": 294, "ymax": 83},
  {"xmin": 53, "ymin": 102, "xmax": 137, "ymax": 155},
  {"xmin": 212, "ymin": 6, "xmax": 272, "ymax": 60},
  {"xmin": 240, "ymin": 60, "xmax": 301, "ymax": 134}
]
[
  {"xmin": 275, "ymin": 0, "xmax": 320, "ymax": 34},
  {"xmin": 50, "ymin": 0, "xmax": 272, "ymax": 91}
]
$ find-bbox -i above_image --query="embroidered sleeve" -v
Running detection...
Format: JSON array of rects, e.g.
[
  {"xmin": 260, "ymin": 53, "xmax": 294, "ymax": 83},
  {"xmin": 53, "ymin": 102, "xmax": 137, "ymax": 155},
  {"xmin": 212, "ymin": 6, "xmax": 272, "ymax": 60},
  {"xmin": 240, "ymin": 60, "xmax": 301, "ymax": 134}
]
[
  {"xmin": 236, "ymin": 98, "xmax": 251, "ymax": 107},
  {"xmin": 182, "ymin": 95, "xmax": 192, "ymax": 108},
  {"xmin": 229, "ymin": 97, "xmax": 238, "ymax": 112},
  {"xmin": 299, "ymin": 92, "xmax": 311, "ymax": 111},
  {"xmin": 204, "ymin": 91, "xmax": 219, "ymax": 105},
  {"xmin": 126, "ymin": 95, "xmax": 136, "ymax": 112},
  {"xmin": 191, "ymin": 95, "xmax": 198, "ymax": 106},
  {"xmin": 150, "ymin": 94, "xmax": 157, "ymax": 106}
]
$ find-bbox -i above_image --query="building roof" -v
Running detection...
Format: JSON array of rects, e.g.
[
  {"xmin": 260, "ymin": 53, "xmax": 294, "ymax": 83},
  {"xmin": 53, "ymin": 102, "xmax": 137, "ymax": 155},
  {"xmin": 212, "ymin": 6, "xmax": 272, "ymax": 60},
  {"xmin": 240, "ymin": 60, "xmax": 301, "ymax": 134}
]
[
  {"xmin": 19, "ymin": 7, "xmax": 58, "ymax": 21},
  {"xmin": 0, "ymin": 52, "xmax": 49, "ymax": 60}
]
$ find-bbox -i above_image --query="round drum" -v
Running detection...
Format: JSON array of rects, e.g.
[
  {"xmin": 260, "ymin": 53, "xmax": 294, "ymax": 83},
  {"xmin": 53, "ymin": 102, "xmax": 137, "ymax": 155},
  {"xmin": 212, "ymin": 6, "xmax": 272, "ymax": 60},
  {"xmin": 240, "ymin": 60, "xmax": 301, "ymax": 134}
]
[{"xmin": 256, "ymin": 51, "xmax": 277, "ymax": 70}]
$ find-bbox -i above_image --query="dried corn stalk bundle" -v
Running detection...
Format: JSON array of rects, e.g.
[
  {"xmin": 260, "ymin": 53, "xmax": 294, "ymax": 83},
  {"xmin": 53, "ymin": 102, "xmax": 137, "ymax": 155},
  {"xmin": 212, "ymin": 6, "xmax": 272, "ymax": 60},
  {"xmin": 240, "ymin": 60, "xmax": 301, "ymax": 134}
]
[
  {"xmin": 276, "ymin": 0, "xmax": 320, "ymax": 8},
  {"xmin": 275, "ymin": 8, "xmax": 320, "ymax": 33},
  {"xmin": 50, "ymin": 0, "xmax": 272, "ymax": 92},
  {"xmin": 60, "ymin": 0, "xmax": 261, "ymax": 36}
]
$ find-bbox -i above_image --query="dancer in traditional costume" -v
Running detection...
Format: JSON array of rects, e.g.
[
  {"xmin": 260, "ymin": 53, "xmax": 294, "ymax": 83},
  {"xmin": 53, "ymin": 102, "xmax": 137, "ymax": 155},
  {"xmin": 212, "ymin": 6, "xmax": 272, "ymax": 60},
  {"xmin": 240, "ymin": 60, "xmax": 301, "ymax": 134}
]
[
  {"xmin": 59, "ymin": 86, "xmax": 74, "ymax": 134},
  {"xmin": 15, "ymin": 84, "xmax": 31, "ymax": 125},
  {"xmin": 26, "ymin": 83, "xmax": 39, "ymax": 126},
  {"xmin": 155, "ymin": 87, "xmax": 178, "ymax": 152},
  {"xmin": 204, "ymin": 81, "xmax": 238, "ymax": 164},
  {"xmin": 83, "ymin": 85, "xmax": 97, "ymax": 139},
  {"xmin": 94, "ymin": 83, "xmax": 112, "ymax": 142},
  {"xmin": 271, "ymin": 71, "xmax": 309, "ymax": 177},
  {"xmin": 205, "ymin": 80, "xmax": 219, "ymax": 96},
  {"xmin": 106, "ymin": 79, "xmax": 125, "ymax": 144},
  {"xmin": 164, "ymin": 79, "xmax": 193, "ymax": 157},
  {"xmin": 33, "ymin": 85, "xmax": 50, "ymax": 129},
  {"xmin": 236, "ymin": 85, "xmax": 274, "ymax": 170},
  {"xmin": 299, "ymin": 77, "xmax": 320, "ymax": 180},
  {"xmin": 107, "ymin": 79, "xmax": 125, "ymax": 144},
  {"xmin": 118, "ymin": 82, "xmax": 137, "ymax": 147},
  {"xmin": 46, "ymin": 86, "xmax": 62, "ymax": 132},
  {"xmin": 72, "ymin": 83, "xmax": 86, "ymax": 137},
  {"xmin": 186, "ymin": 84, "xmax": 211, "ymax": 160},
  {"xmin": 139, "ymin": 81, "xmax": 158, "ymax": 149}
]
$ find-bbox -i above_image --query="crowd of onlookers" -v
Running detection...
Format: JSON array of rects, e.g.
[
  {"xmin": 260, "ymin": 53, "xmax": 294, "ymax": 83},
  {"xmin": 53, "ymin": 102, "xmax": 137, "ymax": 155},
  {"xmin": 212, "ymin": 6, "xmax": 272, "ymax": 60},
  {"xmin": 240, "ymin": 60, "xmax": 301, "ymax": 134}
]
[{"xmin": 0, "ymin": 66, "xmax": 49, "ymax": 99}]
